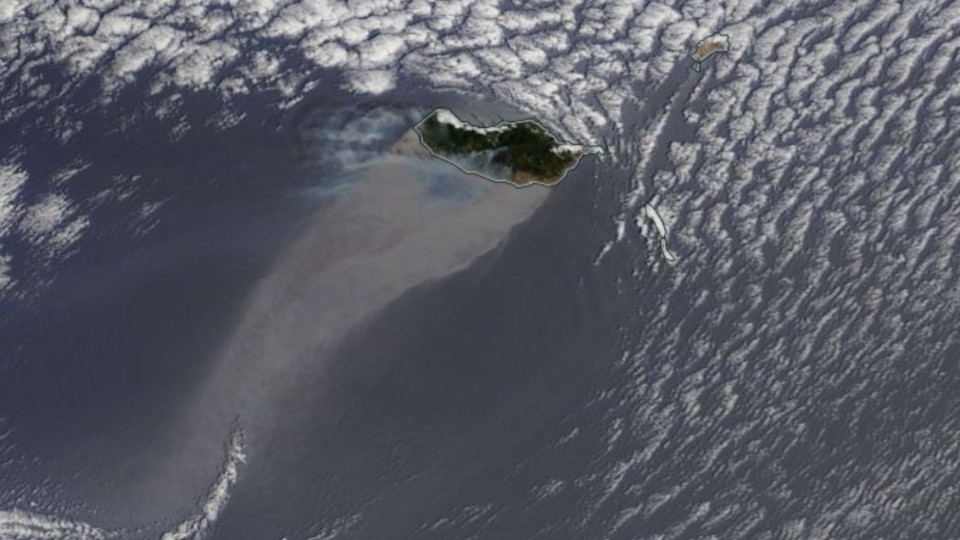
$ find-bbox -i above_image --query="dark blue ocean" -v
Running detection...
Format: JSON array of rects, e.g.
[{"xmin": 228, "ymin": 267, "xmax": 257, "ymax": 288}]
[{"xmin": 3, "ymin": 24, "xmax": 960, "ymax": 540}]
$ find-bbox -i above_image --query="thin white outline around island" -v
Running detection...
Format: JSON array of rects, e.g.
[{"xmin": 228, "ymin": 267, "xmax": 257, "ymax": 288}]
[
  {"xmin": 691, "ymin": 32, "xmax": 731, "ymax": 72},
  {"xmin": 412, "ymin": 108, "xmax": 604, "ymax": 189}
]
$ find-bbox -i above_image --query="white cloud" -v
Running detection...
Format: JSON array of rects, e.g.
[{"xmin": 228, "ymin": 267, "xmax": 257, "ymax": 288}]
[
  {"xmin": 0, "ymin": 509, "xmax": 114, "ymax": 540},
  {"xmin": 110, "ymin": 25, "xmax": 184, "ymax": 82},
  {"xmin": 345, "ymin": 69, "xmax": 396, "ymax": 94},
  {"xmin": 0, "ymin": 161, "xmax": 96, "ymax": 294},
  {"xmin": 168, "ymin": 42, "xmax": 241, "ymax": 90},
  {"xmin": 160, "ymin": 427, "xmax": 246, "ymax": 540},
  {"xmin": 20, "ymin": 193, "xmax": 73, "ymax": 238},
  {"xmin": 0, "ymin": 252, "xmax": 11, "ymax": 292},
  {"xmin": 2, "ymin": 0, "xmax": 960, "ymax": 535},
  {"xmin": 357, "ymin": 33, "xmax": 407, "ymax": 68},
  {"xmin": 0, "ymin": 162, "xmax": 27, "ymax": 237},
  {"xmin": 0, "ymin": 0, "xmax": 736, "ymax": 144},
  {"xmin": 18, "ymin": 192, "xmax": 90, "ymax": 258},
  {"xmin": 64, "ymin": 5, "xmax": 100, "ymax": 34}
]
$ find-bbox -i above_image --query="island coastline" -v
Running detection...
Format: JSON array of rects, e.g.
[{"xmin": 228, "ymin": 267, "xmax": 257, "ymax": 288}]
[{"xmin": 413, "ymin": 108, "xmax": 602, "ymax": 188}]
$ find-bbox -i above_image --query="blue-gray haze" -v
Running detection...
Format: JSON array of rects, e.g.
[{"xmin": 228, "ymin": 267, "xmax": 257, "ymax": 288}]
[{"xmin": 1, "ymin": 0, "xmax": 959, "ymax": 539}]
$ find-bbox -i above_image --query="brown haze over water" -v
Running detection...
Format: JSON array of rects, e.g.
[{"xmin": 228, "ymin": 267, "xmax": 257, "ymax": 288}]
[{"xmin": 127, "ymin": 129, "xmax": 551, "ymax": 520}]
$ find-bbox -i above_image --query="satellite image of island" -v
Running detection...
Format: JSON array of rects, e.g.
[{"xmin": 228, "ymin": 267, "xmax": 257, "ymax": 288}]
[
  {"xmin": 3, "ymin": 1, "xmax": 960, "ymax": 539},
  {"xmin": 415, "ymin": 109, "xmax": 601, "ymax": 186},
  {"xmin": 691, "ymin": 32, "xmax": 731, "ymax": 72}
]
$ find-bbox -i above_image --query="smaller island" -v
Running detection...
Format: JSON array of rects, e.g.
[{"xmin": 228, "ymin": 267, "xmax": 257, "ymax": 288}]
[
  {"xmin": 691, "ymin": 32, "xmax": 730, "ymax": 72},
  {"xmin": 414, "ymin": 109, "xmax": 601, "ymax": 187}
]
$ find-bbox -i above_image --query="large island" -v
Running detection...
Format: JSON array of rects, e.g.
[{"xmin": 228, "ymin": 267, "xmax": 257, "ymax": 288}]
[{"xmin": 415, "ymin": 109, "xmax": 601, "ymax": 187}]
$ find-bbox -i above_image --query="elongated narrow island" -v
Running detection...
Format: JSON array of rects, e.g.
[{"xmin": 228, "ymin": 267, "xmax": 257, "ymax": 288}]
[{"xmin": 414, "ymin": 109, "xmax": 602, "ymax": 187}]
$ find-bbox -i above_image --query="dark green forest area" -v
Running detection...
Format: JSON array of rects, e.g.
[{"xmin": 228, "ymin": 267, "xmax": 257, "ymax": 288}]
[{"xmin": 418, "ymin": 113, "xmax": 579, "ymax": 181}]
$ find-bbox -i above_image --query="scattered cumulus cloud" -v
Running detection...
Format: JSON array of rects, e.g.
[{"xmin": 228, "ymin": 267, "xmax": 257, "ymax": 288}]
[
  {"xmin": 20, "ymin": 192, "xmax": 89, "ymax": 255},
  {"xmin": 0, "ymin": 163, "xmax": 28, "ymax": 294},
  {"xmin": 0, "ymin": 253, "xmax": 11, "ymax": 292},
  {"xmin": 4, "ymin": 0, "xmax": 960, "ymax": 536},
  {"xmin": 0, "ymin": 0, "xmax": 726, "ymax": 140}
]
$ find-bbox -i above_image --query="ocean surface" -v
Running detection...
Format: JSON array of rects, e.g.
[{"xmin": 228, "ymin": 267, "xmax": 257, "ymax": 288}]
[{"xmin": 5, "ymin": 1, "xmax": 960, "ymax": 538}]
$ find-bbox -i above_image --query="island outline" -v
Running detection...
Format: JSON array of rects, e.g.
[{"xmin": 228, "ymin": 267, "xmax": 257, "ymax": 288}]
[
  {"xmin": 691, "ymin": 32, "xmax": 731, "ymax": 72},
  {"xmin": 413, "ymin": 108, "xmax": 603, "ymax": 188}
]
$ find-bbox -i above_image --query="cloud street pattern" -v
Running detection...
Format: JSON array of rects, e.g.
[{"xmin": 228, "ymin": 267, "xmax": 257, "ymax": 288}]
[
  {"xmin": 3, "ymin": 0, "xmax": 958, "ymax": 294},
  {"xmin": 4, "ymin": 0, "xmax": 960, "ymax": 538}
]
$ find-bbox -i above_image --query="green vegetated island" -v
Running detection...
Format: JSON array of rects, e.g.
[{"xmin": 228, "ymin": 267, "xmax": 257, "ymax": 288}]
[{"xmin": 415, "ymin": 109, "xmax": 602, "ymax": 187}]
